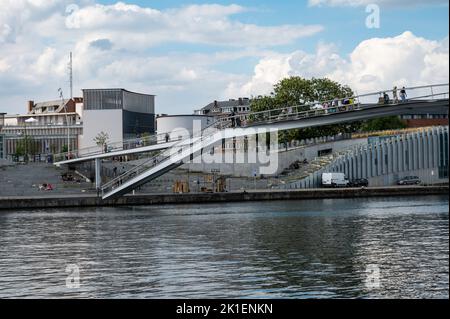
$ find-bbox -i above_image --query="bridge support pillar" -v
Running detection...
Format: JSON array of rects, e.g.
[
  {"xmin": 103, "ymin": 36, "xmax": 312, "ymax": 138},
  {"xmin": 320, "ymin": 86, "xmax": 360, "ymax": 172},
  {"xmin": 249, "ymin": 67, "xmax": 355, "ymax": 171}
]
[{"xmin": 95, "ymin": 158, "xmax": 102, "ymax": 191}]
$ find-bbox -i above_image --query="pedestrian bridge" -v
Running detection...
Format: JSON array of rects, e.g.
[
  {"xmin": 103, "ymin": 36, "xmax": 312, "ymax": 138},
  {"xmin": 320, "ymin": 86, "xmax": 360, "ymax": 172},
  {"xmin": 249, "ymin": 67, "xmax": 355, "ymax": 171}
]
[{"xmin": 53, "ymin": 84, "xmax": 449, "ymax": 200}]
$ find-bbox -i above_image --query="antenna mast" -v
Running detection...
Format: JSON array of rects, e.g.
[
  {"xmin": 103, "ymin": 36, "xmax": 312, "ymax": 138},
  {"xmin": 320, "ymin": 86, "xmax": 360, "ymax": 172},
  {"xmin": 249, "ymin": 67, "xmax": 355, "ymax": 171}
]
[{"xmin": 69, "ymin": 52, "xmax": 73, "ymax": 100}]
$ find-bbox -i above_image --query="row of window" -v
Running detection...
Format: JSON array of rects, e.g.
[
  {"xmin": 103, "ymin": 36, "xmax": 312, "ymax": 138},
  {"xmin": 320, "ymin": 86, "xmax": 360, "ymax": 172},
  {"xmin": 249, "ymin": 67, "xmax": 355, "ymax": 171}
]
[
  {"xmin": 401, "ymin": 114, "xmax": 448, "ymax": 120},
  {"xmin": 84, "ymin": 90, "xmax": 155, "ymax": 113},
  {"xmin": 0, "ymin": 135, "xmax": 4, "ymax": 158},
  {"xmin": 4, "ymin": 137, "xmax": 78, "ymax": 156},
  {"xmin": 84, "ymin": 90, "xmax": 123, "ymax": 110},
  {"xmin": 221, "ymin": 106, "xmax": 251, "ymax": 113},
  {"xmin": 2, "ymin": 127, "xmax": 82, "ymax": 137},
  {"xmin": 16, "ymin": 115, "xmax": 78, "ymax": 126}
]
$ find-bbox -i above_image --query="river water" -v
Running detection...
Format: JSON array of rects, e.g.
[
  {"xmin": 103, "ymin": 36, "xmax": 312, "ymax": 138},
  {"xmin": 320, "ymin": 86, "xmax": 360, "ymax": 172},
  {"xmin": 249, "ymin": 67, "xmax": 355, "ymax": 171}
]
[{"xmin": 0, "ymin": 196, "xmax": 448, "ymax": 299}]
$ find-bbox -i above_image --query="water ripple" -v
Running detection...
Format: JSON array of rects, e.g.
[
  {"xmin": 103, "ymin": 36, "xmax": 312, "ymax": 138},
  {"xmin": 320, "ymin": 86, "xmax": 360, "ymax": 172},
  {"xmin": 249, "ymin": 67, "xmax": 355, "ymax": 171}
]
[{"xmin": 0, "ymin": 195, "xmax": 448, "ymax": 298}]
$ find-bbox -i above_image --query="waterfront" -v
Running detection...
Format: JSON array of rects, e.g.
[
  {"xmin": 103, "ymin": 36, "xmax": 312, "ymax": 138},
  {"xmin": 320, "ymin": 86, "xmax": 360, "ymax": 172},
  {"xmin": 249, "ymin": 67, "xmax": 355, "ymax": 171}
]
[{"xmin": 0, "ymin": 196, "xmax": 448, "ymax": 299}]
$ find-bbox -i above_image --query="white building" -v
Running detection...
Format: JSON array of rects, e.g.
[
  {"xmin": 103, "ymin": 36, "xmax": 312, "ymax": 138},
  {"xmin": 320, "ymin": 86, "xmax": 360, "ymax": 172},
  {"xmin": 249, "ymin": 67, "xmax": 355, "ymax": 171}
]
[
  {"xmin": 79, "ymin": 89, "xmax": 155, "ymax": 153},
  {"xmin": 1, "ymin": 99, "xmax": 83, "ymax": 159}
]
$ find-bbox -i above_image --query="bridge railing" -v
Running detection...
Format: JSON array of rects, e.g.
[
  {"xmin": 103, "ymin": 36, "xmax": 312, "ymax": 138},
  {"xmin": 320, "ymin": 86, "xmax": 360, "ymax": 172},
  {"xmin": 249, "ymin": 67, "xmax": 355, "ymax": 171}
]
[
  {"xmin": 219, "ymin": 83, "xmax": 449, "ymax": 128},
  {"xmin": 53, "ymin": 129, "xmax": 188, "ymax": 163},
  {"xmin": 57, "ymin": 83, "xmax": 448, "ymax": 164},
  {"xmin": 101, "ymin": 121, "xmax": 229, "ymax": 196}
]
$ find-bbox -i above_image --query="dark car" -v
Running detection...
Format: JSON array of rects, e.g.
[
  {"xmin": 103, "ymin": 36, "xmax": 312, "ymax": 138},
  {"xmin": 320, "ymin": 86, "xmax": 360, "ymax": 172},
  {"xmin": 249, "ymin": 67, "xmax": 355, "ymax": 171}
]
[
  {"xmin": 349, "ymin": 178, "xmax": 369, "ymax": 187},
  {"xmin": 397, "ymin": 176, "xmax": 421, "ymax": 185}
]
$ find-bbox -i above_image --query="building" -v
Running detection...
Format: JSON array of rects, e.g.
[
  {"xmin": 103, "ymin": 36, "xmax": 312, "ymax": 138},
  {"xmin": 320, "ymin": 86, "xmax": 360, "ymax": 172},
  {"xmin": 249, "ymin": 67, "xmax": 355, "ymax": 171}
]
[
  {"xmin": 156, "ymin": 114, "xmax": 215, "ymax": 143},
  {"xmin": 195, "ymin": 97, "xmax": 252, "ymax": 119},
  {"xmin": 294, "ymin": 126, "xmax": 449, "ymax": 188},
  {"xmin": 0, "ymin": 113, "xmax": 5, "ymax": 159},
  {"xmin": 1, "ymin": 99, "xmax": 83, "ymax": 160},
  {"xmin": 399, "ymin": 105, "xmax": 449, "ymax": 128},
  {"xmin": 80, "ymin": 89, "xmax": 155, "ymax": 152}
]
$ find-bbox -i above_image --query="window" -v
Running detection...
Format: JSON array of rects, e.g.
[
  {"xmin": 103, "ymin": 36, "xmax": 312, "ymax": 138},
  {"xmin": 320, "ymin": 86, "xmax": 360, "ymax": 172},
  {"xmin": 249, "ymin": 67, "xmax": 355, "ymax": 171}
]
[
  {"xmin": 84, "ymin": 90, "xmax": 123, "ymax": 110},
  {"xmin": 0, "ymin": 135, "xmax": 3, "ymax": 158},
  {"xmin": 439, "ymin": 131, "xmax": 449, "ymax": 179}
]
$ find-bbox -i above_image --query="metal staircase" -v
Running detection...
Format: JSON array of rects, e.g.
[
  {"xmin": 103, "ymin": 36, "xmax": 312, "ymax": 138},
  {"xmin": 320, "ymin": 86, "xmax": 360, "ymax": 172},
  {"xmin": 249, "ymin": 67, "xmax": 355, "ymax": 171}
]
[
  {"xmin": 281, "ymin": 144, "xmax": 367, "ymax": 186},
  {"xmin": 285, "ymin": 126, "xmax": 449, "ymax": 189},
  {"xmin": 101, "ymin": 121, "xmax": 233, "ymax": 199}
]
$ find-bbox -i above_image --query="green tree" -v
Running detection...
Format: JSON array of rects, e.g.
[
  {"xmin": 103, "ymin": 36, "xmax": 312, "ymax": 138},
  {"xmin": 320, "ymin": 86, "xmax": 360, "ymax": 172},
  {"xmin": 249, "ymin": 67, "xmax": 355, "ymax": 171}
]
[
  {"xmin": 93, "ymin": 131, "xmax": 110, "ymax": 153},
  {"xmin": 361, "ymin": 116, "xmax": 407, "ymax": 132},
  {"xmin": 250, "ymin": 76, "xmax": 358, "ymax": 142},
  {"xmin": 15, "ymin": 141, "xmax": 26, "ymax": 157},
  {"xmin": 250, "ymin": 95, "xmax": 277, "ymax": 113},
  {"xmin": 273, "ymin": 77, "xmax": 353, "ymax": 108},
  {"xmin": 15, "ymin": 135, "xmax": 38, "ymax": 158}
]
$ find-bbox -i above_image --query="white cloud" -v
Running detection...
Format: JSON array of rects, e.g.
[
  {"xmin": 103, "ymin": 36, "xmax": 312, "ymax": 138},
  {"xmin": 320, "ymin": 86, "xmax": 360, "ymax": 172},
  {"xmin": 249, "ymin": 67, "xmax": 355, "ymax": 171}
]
[
  {"xmin": 32, "ymin": 2, "xmax": 323, "ymax": 48},
  {"xmin": 308, "ymin": 0, "xmax": 449, "ymax": 7},
  {"xmin": 225, "ymin": 32, "xmax": 449, "ymax": 98},
  {"xmin": 0, "ymin": 1, "xmax": 323, "ymax": 114},
  {"xmin": 0, "ymin": 1, "xmax": 447, "ymax": 117}
]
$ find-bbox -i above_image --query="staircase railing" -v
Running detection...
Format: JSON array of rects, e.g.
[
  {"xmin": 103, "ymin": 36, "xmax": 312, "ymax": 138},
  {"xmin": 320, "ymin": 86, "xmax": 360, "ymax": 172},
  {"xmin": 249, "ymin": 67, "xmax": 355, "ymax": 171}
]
[
  {"xmin": 100, "ymin": 119, "xmax": 232, "ymax": 197},
  {"xmin": 289, "ymin": 126, "xmax": 449, "ymax": 189},
  {"xmin": 53, "ymin": 129, "xmax": 188, "ymax": 162}
]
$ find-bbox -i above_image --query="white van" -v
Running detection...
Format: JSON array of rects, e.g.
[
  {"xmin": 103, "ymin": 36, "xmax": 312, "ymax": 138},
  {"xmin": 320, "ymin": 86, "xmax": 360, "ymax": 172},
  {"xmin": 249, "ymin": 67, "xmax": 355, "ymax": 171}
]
[{"xmin": 322, "ymin": 173, "xmax": 349, "ymax": 188}]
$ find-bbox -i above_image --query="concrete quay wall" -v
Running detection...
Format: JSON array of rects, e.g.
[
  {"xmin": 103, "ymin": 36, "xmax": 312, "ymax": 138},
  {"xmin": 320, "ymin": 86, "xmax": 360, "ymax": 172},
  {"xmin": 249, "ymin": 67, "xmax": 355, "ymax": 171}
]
[{"xmin": 0, "ymin": 186, "xmax": 447, "ymax": 211}]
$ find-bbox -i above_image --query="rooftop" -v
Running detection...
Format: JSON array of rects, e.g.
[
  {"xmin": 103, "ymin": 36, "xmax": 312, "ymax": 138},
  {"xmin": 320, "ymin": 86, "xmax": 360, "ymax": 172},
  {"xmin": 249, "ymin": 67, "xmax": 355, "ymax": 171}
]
[
  {"xmin": 82, "ymin": 88, "xmax": 156, "ymax": 97},
  {"xmin": 12, "ymin": 113, "xmax": 79, "ymax": 118},
  {"xmin": 200, "ymin": 97, "xmax": 252, "ymax": 112}
]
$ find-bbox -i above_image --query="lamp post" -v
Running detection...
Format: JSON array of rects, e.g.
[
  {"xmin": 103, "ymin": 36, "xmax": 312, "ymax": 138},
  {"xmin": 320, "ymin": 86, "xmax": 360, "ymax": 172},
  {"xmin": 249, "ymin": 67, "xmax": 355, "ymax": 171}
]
[
  {"xmin": 431, "ymin": 170, "xmax": 435, "ymax": 186},
  {"xmin": 58, "ymin": 88, "xmax": 71, "ymax": 157},
  {"xmin": 24, "ymin": 117, "xmax": 38, "ymax": 162}
]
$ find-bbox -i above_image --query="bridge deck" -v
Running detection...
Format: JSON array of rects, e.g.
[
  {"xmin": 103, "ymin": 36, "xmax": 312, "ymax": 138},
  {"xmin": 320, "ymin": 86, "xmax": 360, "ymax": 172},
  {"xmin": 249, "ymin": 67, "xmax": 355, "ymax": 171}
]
[
  {"xmin": 100, "ymin": 99, "xmax": 449, "ymax": 200},
  {"xmin": 55, "ymin": 99, "xmax": 448, "ymax": 166}
]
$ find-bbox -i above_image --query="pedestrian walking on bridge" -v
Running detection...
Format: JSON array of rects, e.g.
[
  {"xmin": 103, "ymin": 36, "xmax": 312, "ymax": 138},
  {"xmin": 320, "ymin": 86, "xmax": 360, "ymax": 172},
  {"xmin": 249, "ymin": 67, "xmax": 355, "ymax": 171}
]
[
  {"xmin": 400, "ymin": 87, "xmax": 407, "ymax": 103},
  {"xmin": 393, "ymin": 86, "xmax": 399, "ymax": 103}
]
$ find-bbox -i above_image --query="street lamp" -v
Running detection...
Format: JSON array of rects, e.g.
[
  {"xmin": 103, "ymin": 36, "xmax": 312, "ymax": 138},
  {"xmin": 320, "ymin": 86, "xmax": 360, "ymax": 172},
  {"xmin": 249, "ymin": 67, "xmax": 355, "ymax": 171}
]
[
  {"xmin": 58, "ymin": 88, "xmax": 71, "ymax": 157},
  {"xmin": 24, "ymin": 117, "xmax": 38, "ymax": 161}
]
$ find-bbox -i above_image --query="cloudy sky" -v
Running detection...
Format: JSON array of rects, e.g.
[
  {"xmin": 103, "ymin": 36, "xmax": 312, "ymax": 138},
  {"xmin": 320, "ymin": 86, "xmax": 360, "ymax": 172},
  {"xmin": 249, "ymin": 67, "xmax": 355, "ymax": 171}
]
[{"xmin": 0, "ymin": 0, "xmax": 448, "ymax": 114}]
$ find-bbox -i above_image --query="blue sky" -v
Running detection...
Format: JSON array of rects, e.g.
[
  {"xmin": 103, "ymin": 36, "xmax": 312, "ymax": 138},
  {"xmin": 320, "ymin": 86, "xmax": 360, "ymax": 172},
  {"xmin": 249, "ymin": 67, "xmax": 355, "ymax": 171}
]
[
  {"xmin": 0, "ymin": 0, "xmax": 448, "ymax": 114},
  {"xmin": 97, "ymin": 0, "xmax": 449, "ymax": 52}
]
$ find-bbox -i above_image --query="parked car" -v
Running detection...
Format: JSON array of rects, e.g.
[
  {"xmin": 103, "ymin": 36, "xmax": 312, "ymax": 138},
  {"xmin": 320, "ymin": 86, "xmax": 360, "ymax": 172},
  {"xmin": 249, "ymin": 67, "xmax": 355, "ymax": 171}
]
[
  {"xmin": 397, "ymin": 176, "xmax": 421, "ymax": 185},
  {"xmin": 349, "ymin": 178, "xmax": 369, "ymax": 187},
  {"xmin": 322, "ymin": 173, "xmax": 349, "ymax": 188}
]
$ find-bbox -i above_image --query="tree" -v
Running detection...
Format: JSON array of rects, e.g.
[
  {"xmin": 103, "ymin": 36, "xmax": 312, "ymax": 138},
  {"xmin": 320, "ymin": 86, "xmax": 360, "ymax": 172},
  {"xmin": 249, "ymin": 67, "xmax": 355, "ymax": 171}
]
[
  {"xmin": 15, "ymin": 135, "xmax": 38, "ymax": 160},
  {"xmin": 361, "ymin": 116, "xmax": 407, "ymax": 132},
  {"xmin": 250, "ymin": 76, "xmax": 358, "ymax": 142},
  {"xmin": 273, "ymin": 77, "xmax": 353, "ymax": 108},
  {"xmin": 93, "ymin": 132, "xmax": 110, "ymax": 152}
]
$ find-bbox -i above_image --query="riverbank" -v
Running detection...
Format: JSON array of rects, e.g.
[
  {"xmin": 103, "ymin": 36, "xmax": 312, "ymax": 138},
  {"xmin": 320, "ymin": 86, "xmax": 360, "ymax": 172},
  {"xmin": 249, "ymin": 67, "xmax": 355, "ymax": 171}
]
[{"xmin": 0, "ymin": 186, "xmax": 447, "ymax": 211}]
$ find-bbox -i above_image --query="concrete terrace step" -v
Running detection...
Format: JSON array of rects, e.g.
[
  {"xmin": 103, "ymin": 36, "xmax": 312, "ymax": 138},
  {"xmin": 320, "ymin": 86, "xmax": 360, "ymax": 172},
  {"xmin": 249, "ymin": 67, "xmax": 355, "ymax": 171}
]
[{"xmin": 0, "ymin": 163, "xmax": 94, "ymax": 196}]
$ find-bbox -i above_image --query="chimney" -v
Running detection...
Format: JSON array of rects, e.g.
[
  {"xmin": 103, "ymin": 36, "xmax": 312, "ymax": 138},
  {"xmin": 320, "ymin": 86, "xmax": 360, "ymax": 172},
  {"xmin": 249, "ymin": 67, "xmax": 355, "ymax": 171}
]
[
  {"xmin": 238, "ymin": 98, "xmax": 243, "ymax": 106},
  {"xmin": 214, "ymin": 100, "xmax": 218, "ymax": 107},
  {"xmin": 27, "ymin": 101, "xmax": 34, "ymax": 113}
]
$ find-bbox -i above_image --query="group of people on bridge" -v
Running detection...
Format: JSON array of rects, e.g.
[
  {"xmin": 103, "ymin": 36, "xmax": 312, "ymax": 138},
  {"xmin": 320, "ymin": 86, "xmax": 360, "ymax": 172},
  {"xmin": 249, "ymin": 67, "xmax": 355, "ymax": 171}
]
[
  {"xmin": 382, "ymin": 86, "xmax": 408, "ymax": 105},
  {"xmin": 226, "ymin": 85, "xmax": 410, "ymax": 128}
]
